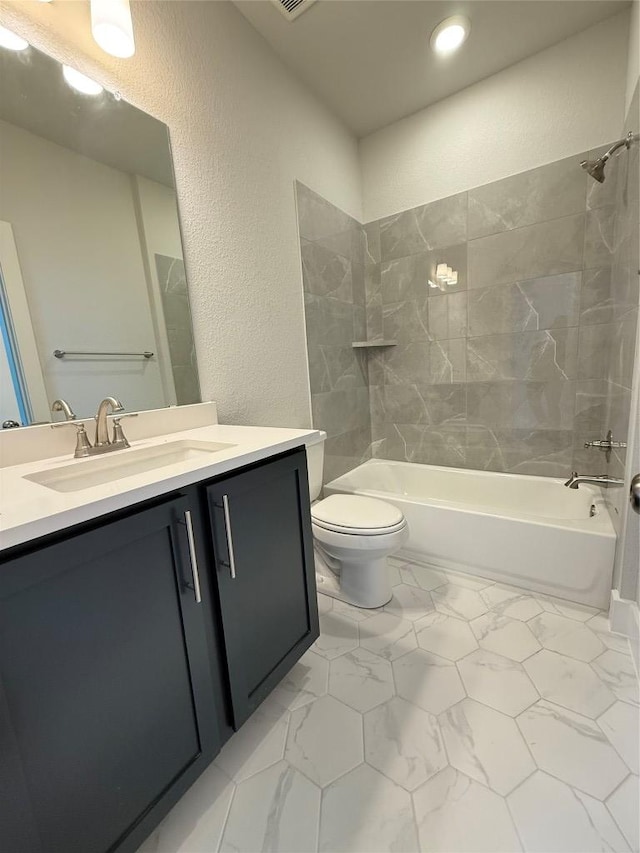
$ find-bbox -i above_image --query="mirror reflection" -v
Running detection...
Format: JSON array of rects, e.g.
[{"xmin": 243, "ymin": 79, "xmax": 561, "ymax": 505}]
[{"xmin": 0, "ymin": 42, "xmax": 200, "ymax": 425}]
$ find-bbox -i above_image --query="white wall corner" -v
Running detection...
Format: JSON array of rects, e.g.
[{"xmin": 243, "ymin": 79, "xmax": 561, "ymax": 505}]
[{"xmin": 609, "ymin": 589, "xmax": 640, "ymax": 676}]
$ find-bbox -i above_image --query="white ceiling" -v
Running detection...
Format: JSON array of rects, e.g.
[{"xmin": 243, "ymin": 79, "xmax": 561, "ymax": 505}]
[{"xmin": 233, "ymin": 0, "xmax": 630, "ymax": 137}]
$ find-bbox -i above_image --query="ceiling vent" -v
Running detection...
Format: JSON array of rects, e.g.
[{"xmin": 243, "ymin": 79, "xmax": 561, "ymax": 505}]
[{"xmin": 269, "ymin": 0, "xmax": 318, "ymax": 22}]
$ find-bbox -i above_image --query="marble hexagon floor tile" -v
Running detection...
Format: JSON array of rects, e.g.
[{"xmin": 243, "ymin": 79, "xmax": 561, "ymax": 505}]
[
  {"xmin": 138, "ymin": 763, "xmax": 235, "ymax": 853},
  {"xmin": 479, "ymin": 584, "xmax": 544, "ymax": 621},
  {"xmin": 523, "ymin": 648, "xmax": 616, "ymax": 718},
  {"xmin": 394, "ymin": 649, "xmax": 466, "ymax": 715},
  {"xmin": 359, "ymin": 612, "xmax": 418, "ymax": 660},
  {"xmin": 397, "ymin": 561, "xmax": 448, "ymax": 591},
  {"xmin": 313, "ymin": 611, "xmax": 359, "ymax": 660},
  {"xmin": 597, "ymin": 701, "xmax": 640, "ymax": 774},
  {"xmin": 586, "ymin": 612, "xmax": 633, "ymax": 654},
  {"xmin": 439, "ymin": 698, "xmax": 536, "ymax": 795},
  {"xmin": 606, "ymin": 774, "xmax": 640, "ymax": 852},
  {"xmin": 432, "ymin": 584, "xmax": 489, "ymax": 620},
  {"xmin": 319, "ymin": 763, "xmax": 419, "ymax": 853},
  {"xmin": 470, "ymin": 610, "xmax": 542, "ymax": 661},
  {"xmin": 331, "ymin": 598, "xmax": 380, "ymax": 622},
  {"xmin": 591, "ymin": 649, "xmax": 640, "ymax": 706},
  {"xmin": 457, "ymin": 649, "xmax": 540, "ymax": 716},
  {"xmin": 414, "ymin": 611, "xmax": 479, "ymax": 660},
  {"xmin": 528, "ymin": 611, "xmax": 605, "ymax": 662},
  {"xmin": 516, "ymin": 700, "xmax": 629, "ymax": 800},
  {"xmin": 219, "ymin": 761, "xmax": 320, "ymax": 853},
  {"xmin": 534, "ymin": 593, "xmax": 599, "ymax": 622},
  {"xmin": 364, "ymin": 696, "xmax": 447, "ymax": 791},
  {"xmin": 507, "ymin": 770, "xmax": 631, "ymax": 853},
  {"xmin": 328, "ymin": 647, "xmax": 394, "ymax": 712},
  {"xmin": 285, "ymin": 695, "xmax": 363, "ymax": 787},
  {"xmin": 383, "ymin": 583, "xmax": 435, "ymax": 621},
  {"xmin": 215, "ymin": 698, "xmax": 290, "ymax": 783},
  {"xmin": 271, "ymin": 650, "xmax": 329, "ymax": 711},
  {"xmin": 412, "ymin": 766, "xmax": 522, "ymax": 853}
]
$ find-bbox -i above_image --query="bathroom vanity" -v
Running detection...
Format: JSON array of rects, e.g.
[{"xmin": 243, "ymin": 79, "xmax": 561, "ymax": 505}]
[{"xmin": 0, "ymin": 411, "xmax": 320, "ymax": 853}]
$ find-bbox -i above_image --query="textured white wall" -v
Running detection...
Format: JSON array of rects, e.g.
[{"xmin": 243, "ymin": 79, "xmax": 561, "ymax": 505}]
[
  {"xmin": 360, "ymin": 11, "xmax": 630, "ymax": 223},
  {"xmin": 0, "ymin": 0, "xmax": 362, "ymax": 428}
]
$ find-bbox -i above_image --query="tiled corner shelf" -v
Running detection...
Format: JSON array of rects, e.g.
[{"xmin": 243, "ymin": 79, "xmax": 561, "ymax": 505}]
[{"xmin": 351, "ymin": 340, "xmax": 398, "ymax": 349}]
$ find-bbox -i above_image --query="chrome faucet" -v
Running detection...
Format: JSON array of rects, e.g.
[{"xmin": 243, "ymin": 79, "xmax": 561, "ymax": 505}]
[
  {"xmin": 95, "ymin": 396, "xmax": 124, "ymax": 447},
  {"xmin": 564, "ymin": 471, "xmax": 625, "ymax": 489}
]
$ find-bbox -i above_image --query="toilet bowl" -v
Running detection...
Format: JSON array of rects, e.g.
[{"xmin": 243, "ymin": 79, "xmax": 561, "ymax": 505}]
[{"xmin": 305, "ymin": 433, "xmax": 408, "ymax": 609}]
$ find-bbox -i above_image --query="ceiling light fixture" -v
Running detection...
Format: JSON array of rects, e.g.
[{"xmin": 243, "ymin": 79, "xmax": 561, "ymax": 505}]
[
  {"xmin": 91, "ymin": 0, "xmax": 135, "ymax": 58},
  {"xmin": 430, "ymin": 15, "xmax": 470, "ymax": 55},
  {"xmin": 0, "ymin": 25, "xmax": 29, "ymax": 51},
  {"xmin": 62, "ymin": 64, "xmax": 104, "ymax": 96}
]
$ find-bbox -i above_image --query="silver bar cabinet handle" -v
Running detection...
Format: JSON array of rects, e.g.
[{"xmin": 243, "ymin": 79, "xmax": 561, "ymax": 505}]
[
  {"xmin": 184, "ymin": 510, "xmax": 202, "ymax": 603},
  {"xmin": 222, "ymin": 494, "xmax": 237, "ymax": 579}
]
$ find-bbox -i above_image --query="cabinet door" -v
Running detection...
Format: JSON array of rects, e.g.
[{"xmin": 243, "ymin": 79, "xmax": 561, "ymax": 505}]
[
  {"xmin": 206, "ymin": 449, "xmax": 319, "ymax": 725},
  {"xmin": 0, "ymin": 496, "xmax": 219, "ymax": 853}
]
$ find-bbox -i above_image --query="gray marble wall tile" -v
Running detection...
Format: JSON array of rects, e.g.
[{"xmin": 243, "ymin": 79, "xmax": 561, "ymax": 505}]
[
  {"xmin": 353, "ymin": 305, "xmax": 367, "ymax": 340},
  {"xmin": 296, "ymin": 181, "xmax": 357, "ymax": 250},
  {"xmin": 379, "ymin": 384, "xmax": 466, "ymax": 426},
  {"xmin": 468, "ymin": 156, "xmax": 587, "ymax": 240},
  {"xmin": 577, "ymin": 323, "xmax": 615, "ymax": 380},
  {"xmin": 466, "ymin": 381, "xmax": 575, "ymax": 431},
  {"xmin": 307, "ymin": 345, "xmax": 368, "ymax": 393},
  {"xmin": 430, "ymin": 340, "xmax": 466, "ymax": 384},
  {"xmin": 467, "ymin": 273, "xmax": 580, "ymax": 337},
  {"xmin": 608, "ymin": 310, "xmax": 638, "ymax": 388},
  {"xmin": 379, "ymin": 193, "xmax": 468, "ymax": 261},
  {"xmin": 466, "ymin": 427, "xmax": 574, "ymax": 476},
  {"xmin": 381, "ymin": 253, "xmax": 431, "ymax": 303},
  {"xmin": 580, "ymin": 268, "xmax": 614, "ymax": 325},
  {"xmin": 301, "ymin": 239, "xmax": 352, "ymax": 301},
  {"xmin": 384, "ymin": 422, "xmax": 467, "ymax": 468},
  {"xmin": 304, "ymin": 294, "xmax": 353, "ymax": 348},
  {"xmin": 366, "ymin": 294, "xmax": 384, "ymax": 340},
  {"xmin": 311, "ymin": 387, "xmax": 370, "ymax": 439},
  {"xmin": 584, "ymin": 206, "xmax": 617, "ymax": 269},
  {"xmin": 428, "ymin": 292, "xmax": 468, "ymax": 340},
  {"xmin": 365, "ymin": 264, "xmax": 382, "ymax": 300},
  {"xmin": 467, "ymin": 329, "xmax": 578, "ymax": 382},
  {"xmin": 383, "ymin": 342, "xmax": 431, "ymax": 385},
  {"xmin": 468, "ymin": 214, "xmax": 584, "ymax": 290},
  {"xmin": 382, "ymin": 297, "xmax": 430, "ymax": 342},
  {"xmin": 352, "ymin": 262, "xmax": 366, "ymax": 307},
  {"xmin": 364, "ymin": 222, "xmax": 381, "ymax": 265}
]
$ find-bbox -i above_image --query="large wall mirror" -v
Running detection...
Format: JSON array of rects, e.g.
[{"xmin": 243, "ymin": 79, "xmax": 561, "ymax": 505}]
[{"xmin": 0, "ymin": 42, "xmax": 200, "ymax": 425}]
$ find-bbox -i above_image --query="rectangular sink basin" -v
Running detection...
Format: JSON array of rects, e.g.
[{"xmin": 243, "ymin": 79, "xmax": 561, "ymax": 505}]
[{"xmin": 25, "ymin": 440, "xmax": 237, "ymax": 493}]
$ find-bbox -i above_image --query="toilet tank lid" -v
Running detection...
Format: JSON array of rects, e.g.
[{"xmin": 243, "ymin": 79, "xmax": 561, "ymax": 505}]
[{"xmin": 311, "ymin": 494, "xmax": 403, "ymax": 530}]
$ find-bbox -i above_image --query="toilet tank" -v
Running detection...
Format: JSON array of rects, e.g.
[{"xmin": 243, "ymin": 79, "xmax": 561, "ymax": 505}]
[{"xmin": 305, "ymin": 431, "xmax": 326, "ymax": 501}]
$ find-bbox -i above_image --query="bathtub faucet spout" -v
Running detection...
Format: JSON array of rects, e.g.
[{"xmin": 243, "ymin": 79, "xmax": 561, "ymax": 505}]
[{"xmin": 564, "ymin": 471, "xmax": 625, "ymax": 489}]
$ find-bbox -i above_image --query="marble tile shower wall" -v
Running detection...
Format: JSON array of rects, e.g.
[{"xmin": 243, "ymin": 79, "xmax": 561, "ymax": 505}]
[
  {"xmin": 364, "ymin": 146, "xmax": 630, "ymax": 476},
  {"xmin": 603, "ymin": 83, "xmax": 639, "ymax": 531},
  {"xmin": 296, "ymin": 182, "xmax": 372, "ymax": 481}
]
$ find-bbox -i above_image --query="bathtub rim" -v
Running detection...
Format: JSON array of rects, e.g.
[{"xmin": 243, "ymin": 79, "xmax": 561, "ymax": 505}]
[{"xmin": 325, "ymin": 458, "xmax": 615, "ymax": 537}]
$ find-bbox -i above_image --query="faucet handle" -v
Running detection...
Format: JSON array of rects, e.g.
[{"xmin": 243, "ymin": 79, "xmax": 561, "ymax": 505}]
[
  {"xmin": 110, "ymin": 413, "xmax": 138, "ymax": 448},
  {"xmin": 50, "ymin": 421, "xmax": 93, "ymax": 458}
]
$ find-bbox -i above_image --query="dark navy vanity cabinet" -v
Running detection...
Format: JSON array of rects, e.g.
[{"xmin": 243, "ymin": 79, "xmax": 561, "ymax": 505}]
[{"xmin": 0, "ymin": 447, "xmax": 318, "ymax": 853}]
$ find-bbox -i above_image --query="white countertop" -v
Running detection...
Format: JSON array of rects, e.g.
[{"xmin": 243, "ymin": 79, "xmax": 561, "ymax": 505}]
[{"xmin": 0, "ymin": 423, "xmax": 322, "ymax": 551}]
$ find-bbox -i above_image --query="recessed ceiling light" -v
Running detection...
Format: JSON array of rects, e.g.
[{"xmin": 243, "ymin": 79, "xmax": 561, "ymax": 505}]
[
  {"xmin": 0, "ymin": 25, "xmax": 29, "ymax": 51},
  {"xmin": 62, "ymin": 65, "xmax": 104, "ymax": 96},
  {"xmin": 430, "ymin": 15, "xmax": 470, "ymax": 55}
]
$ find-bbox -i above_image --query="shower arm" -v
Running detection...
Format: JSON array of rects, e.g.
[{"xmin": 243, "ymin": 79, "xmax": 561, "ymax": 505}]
[{"xmin": 601, "ymin": 131, "xmax": 640, "ymax": 163}]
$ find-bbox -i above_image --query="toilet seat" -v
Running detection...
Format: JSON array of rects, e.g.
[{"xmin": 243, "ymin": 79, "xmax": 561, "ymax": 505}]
[{"xmin": 311, "ymin": 494, "xmax": 406, "ymax": 536}]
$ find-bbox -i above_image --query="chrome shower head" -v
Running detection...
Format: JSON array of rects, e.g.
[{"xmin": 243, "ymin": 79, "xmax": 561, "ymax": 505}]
[
  {"xmin": 580, "ymin": 131, "xmax": 640, "ymax": 183},
  {"xmin": 580, "ymin": 157, "xmax": 607, "ymax": 183}
]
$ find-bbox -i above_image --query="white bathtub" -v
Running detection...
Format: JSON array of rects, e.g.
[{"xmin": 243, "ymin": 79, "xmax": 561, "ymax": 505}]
[{"xmin": 324, "ymin": 459, "xmax": 616, "ymax": 609}]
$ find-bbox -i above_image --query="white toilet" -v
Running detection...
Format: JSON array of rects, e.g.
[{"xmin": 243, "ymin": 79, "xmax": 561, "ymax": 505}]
[{"xmin": 306, "ymin": 433, "xmax": 408, "ymax": 609}]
